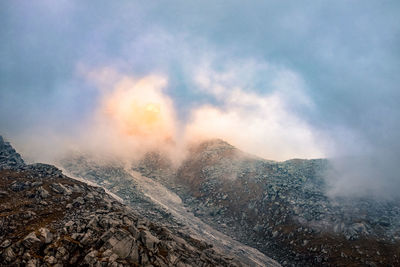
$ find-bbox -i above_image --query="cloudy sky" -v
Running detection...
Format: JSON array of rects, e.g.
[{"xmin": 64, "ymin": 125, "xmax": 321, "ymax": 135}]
[{"xmin": 1, "ymin": 1, "xmax": 399, "ymax": 198}]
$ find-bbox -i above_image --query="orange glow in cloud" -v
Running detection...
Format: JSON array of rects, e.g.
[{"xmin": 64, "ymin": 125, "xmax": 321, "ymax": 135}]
[
  {"xmin": 81, "ymin": 67, "xmax": 323, "ymax": 161},
  {"xmin": 97, "ymin": 74, "xmax": 176, "ymax": 143}
]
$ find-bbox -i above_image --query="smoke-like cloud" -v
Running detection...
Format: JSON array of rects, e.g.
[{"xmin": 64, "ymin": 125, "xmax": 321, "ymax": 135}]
[
  {"xmin": 76, "ymin": 69, "xmax": 179, "ymax": 160},
  {"xmin": 78, "ymin": 62, "xmax": 325, "ymax": 162},
  {"xmin": 77, "ymin": 63, "xmax": 325, "ymax": 162},
  {"xmin": 185, "ymin": 60, "xmax": 324, "ymax": 160}
]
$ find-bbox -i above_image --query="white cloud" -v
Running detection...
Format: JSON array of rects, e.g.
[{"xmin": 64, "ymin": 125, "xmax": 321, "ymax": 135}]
[
  {"xmin": 78, "ymin": 62, "xmax": 325, "ymax": 162},
  {"xmin": 186, "ymin": 62, "xmax": 324, "ymax": 160}
]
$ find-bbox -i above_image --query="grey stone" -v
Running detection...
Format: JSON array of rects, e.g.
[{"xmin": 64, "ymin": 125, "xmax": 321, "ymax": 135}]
[
  {"xmin": 26, "ymin": 259, "xmax": 38, "ymax": 267},
  {"xmin": 73, "ymin": 196, "xmax": 85, "ymax": 206},
  {"xmin": 38, "ymin": 227, "xmax": 53, "ymax": 244},
  {"xmin": 44, "ymin": 255, "xmax": 57, "ymax": 265},
  {"xmin": 111, "ymin": 236, "xmax": 136, "ymax": 259},
  {"xmin": 139, "ymin": 230, "xmax": 160, "ymax": 250},
  {"xmin": 83, "ymin": 250, "xmax": 98, "ymax": 265},
  {"xmin": 23, "ymin": 232, "xmax": 41, "ymax": 248},
  {"xmin": 51, "ymin": 183, "xmax": 71, "ymax": 195},
  {"xmin": 2, "ymin": 247, "xmax": 16, "ymax": 262},
  {"xmin": 37, "ymin": 186, "xmax": 50, "ymax": 198},
  {"xmin": 10, "ymin": 181, "xmax": 27, "ymax": 192},
  {"xmin": 0, "ymin": 239, "xmax": 11, "ymax": 248}
]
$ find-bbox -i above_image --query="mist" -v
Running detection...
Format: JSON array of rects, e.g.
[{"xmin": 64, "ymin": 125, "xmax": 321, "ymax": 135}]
[{"xmin": 1, "ymin": 1, "xmax": 400, "ymax": 199}]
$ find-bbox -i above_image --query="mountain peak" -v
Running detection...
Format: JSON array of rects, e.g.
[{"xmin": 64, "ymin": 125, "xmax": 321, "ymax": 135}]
[{"xmin": 194, "ymin": 138, "xmax": 235, "ymax": 153}]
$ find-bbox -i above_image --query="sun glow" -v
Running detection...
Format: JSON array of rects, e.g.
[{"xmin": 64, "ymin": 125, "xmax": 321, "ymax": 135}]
[
  {"xmin": 143, "ymin": 103, "xmax": 161, "ymax": 123},
  {"xmin": 120, "ymin": 102, "xmax": 163, "ymax": 136},
  {"xmin": 98, "ymin": 75, "xmax": 176, "ymax": 142}
]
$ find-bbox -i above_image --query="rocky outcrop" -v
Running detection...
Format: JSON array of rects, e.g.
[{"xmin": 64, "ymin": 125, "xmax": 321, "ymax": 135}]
[
  {"xmin": 134, "ymin": 139, "xmax": 400, "ymax": 266},
  {"xmin": 0, "ymin": 136, "xmax": 24, "ymax": 170},
  {"xmin": 61, "ymin": 151, "xmax": 280, "ymax": 266},
  {"xmin": 0, "ymin": 138, "xmax": 243, "ymax": 266},
  {"xmin": 60, "ymin": 138, "xmax": 400, "ymax": 266}
]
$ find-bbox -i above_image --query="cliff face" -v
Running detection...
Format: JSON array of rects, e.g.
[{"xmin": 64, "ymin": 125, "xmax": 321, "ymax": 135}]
[{"xmin": 0, "ymin": 137, "xmax": 244, "ymax": 266}]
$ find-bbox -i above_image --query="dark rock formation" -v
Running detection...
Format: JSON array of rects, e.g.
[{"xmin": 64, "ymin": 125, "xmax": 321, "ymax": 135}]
[
  {"xmin": 0, "ymin": 137, "xmax": 245, "ymax": 266},
  {"xmin": 132, "ymin": 139, "xmax": 400, "ymax": 266},
  {"xmin": 60, "ymin": 138, "xmax": 400, "ymax": 266},
  {"xmin": 61, "ymin": 151, "xmax": 280, "ymax": 266},
  {"xmin": 0, "ymin": 136, "xmax": 24, "ymax": 170}
]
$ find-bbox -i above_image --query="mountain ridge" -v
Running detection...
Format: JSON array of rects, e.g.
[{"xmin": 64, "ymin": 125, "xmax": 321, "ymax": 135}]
[
  {"xmin": 1, "ymin": 136, "xmax": 280, "ymax": 266},
  {"xmin": 3, "ymin": 135, "xmax": 400, "ymax": 266},
  {"xmin": 130, "ymin": 139, "xmax": 400, "ymax": 266}
]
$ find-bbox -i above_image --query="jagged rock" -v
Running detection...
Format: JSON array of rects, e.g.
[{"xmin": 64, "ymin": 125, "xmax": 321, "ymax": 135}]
[
  {"xmin": 116, "ymin": 139, "xmax": 400, "ymax": 266},
  {"xmin": 56, "ymin": 246, "xmax": 68, "ymax": 260},
  {"xmin": 10, "ymin": 181, "xmax": 28, "ymax": 192},
  {"xmin": 50, "ymin": 183, "xmax": 72, "ymax": 195},
  {"xmin": 38, "ymin": 228, "xmax": 53, "ymax": 244},
  {"xmin": 108, "ymin": 253, "xmax": 119, "ymax": 263},
  {"xmin": 37, "ymin": 186, "xmax": 50, "ymax": 198},
  {"xmin": 26, "ymin": 259, "xmax": 38, "ymax": 267},
  {"xmin": 20, "ymin": 211, "xmax": 36, "ymax": 220},
  {"xmin": 7, "ymin": 135, "xmax": 400, "ymax": 266},
  {"xmin": 0, "ymin": 136, "xmax": 25, "ymax": 170},
  {"xmin": 112, "ymin": 235, "xmax": 139, "ymax": 261},
  {"xmin": 80, "ymin": 230, "xmax": 94, "ymax": 245},
  {"xmin": 73, "ymin": 196, "xmax": 85, "ymax": 206},
  {"xmin": 27, "ymin": 163, "xmax": 62, "ymax": 177},
  {"xmin": 0, "ymin": 137, "xmax": 248, "ymax": 266},
  {"xmin": 0, "ymin": 240, "xmax": 11, "ymax": 248},
  {"xmin": 272, "ymin": 231, "xmax": 279, "ymax": 238},
  {"xmin": 44, "ymin": 255, "xmax": 57, "ymax": 265},
  {"xmin": 2, "ymin": 247, "xmax": 16, "ymax": 262},
  {"xmin": 351, "ymin": 223, "xmax": 368, "ymax": 235},
  {"xmin": 23, "ymin": 232, "xmax": 41, "ymax": 248},
  {"xmin": 253, "ymin": 224, "xmax": 263, "ymax": 233},
  {"xmin": 83, "ymin": 250, "xmax": 97, "ymax": 265},
  {"xmin": 139, "ymin": 230, "xmax": 160, "ymax": 250}
]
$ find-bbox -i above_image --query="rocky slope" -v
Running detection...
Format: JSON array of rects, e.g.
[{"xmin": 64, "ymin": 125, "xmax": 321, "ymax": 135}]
[
  {"xmin": 131, "ymin": 139, "xmax": 400, "ymax": 266},
  {"xmin": 0, "ymin": 136, "xmax": 270, "ymax": 266},
  {"xmin": 59, "ymin": 138, "xmax": 400, "ymax": 266},
  {"xmin": 61, "ymin": 154, "xmax": 280, "ymax": 266}
]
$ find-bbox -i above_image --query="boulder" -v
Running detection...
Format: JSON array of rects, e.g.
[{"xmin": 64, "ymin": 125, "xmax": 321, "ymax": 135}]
[
  {"xmin": 0, "ymin": 240, "xmax": 11, "ymax": 248},
  {"xmin": 73, "ymin": 197, "xmax": 85, "ymax": 206},
  {"xmin": 25, "ymin": 259, "xmax": 38, "ymax": 267},
  {"xmin": 83, "ymin": 250, "xmax": 98, "ymax": 265},
  {"xmin": 23, "ymin": 232, "xmax": 41, "ymax": 248},
  {"xmin": 38, "ymin": 228, "xmax": 53, "ymax": 244},
  {"xmin": 37, "ymin": 186, "xmax": 50, "ymax": 198},
  {"xmin": 50, "ymin": 183, "xmax": 71, "ymax": 195},
  {"xmin": 10, "ymin": 181, "xmax": 28, "ymax": 192},
  {"xmin": 0, "ymin": 136, "xmax": 25, "ymax": 169},
  {"xmin": 2, "ymin": 247, "xmax": 16, "ymax": 263},
  {"xmin": 112, "ymin": 236, "xmax": 137, "ymax": 260},
  {"xmin": 44, "ymin": 255, "xmax": 57, "ymax": 265},
  {"xmin": 0, "ymin": 190, "xmax": 9, "ymax": 198},
  {"xmin": 139, "ymin": 230, "xmax": 160, "ymax": 250}
]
